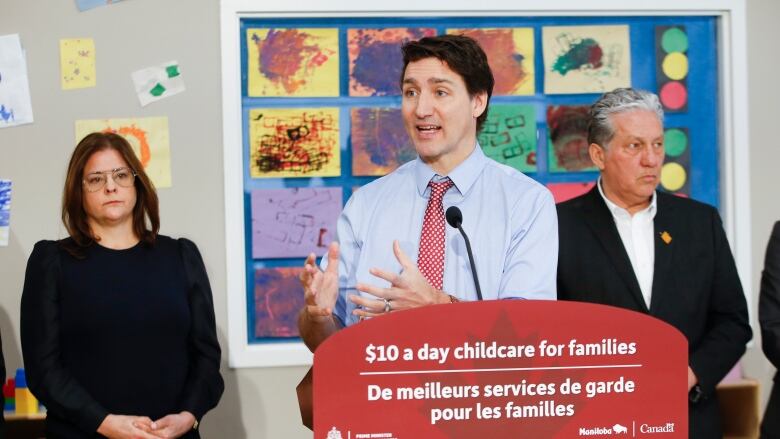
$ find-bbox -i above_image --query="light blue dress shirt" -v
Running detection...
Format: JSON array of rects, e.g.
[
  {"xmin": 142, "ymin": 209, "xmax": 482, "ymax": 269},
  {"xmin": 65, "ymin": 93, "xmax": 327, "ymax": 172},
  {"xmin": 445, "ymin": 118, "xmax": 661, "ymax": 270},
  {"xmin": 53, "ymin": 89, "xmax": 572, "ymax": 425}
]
[{"xmin": 325, "ymin": 145, "xmax": 558, "ymax": 326}]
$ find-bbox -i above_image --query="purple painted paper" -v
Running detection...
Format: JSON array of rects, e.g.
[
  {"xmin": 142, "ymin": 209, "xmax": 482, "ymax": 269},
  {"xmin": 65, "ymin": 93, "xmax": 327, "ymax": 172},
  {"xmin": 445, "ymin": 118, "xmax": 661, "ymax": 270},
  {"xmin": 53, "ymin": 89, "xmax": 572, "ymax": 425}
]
[
  {"xmin": 348, "ymin": 28, "xmax": 435, "ymax": 96},
  {"xmin": 254, "ymin": 267, "xmax": 304, "ymax": 338},
  {"xmin": 251, "ymin": 187, "xmax": 342, "ymax": 259},
  {"xmin": 351, "ymin": 107, "xmax": 416, "ymax": 176}
]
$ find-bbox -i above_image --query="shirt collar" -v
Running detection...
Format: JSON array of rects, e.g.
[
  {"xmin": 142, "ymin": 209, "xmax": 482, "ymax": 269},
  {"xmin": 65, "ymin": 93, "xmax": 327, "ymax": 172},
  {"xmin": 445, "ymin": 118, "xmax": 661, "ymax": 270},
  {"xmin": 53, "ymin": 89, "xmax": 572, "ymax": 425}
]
[
  {"xmin": 414, "ymin": 143, "xmax": 488, "ymax": 196},
  {"xmin": 597, "ymin": 176, "xmax": 657, "ymax": 218}
]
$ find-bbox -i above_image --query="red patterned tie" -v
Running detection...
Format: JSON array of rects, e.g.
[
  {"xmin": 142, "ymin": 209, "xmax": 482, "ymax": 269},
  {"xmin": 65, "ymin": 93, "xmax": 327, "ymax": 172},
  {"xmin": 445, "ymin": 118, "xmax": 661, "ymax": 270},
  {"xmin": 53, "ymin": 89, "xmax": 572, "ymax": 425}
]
[{"xmin": 417, "ymin": 179, "xmax": 454, "ymax": 290}]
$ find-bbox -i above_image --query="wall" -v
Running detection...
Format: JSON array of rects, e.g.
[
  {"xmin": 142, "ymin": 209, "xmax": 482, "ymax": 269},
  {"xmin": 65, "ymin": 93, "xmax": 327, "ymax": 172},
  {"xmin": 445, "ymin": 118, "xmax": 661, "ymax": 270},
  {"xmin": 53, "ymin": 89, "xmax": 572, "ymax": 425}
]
[{"xmin": 0, "ymin": 0, "xmax": 777, "ymax": 437}]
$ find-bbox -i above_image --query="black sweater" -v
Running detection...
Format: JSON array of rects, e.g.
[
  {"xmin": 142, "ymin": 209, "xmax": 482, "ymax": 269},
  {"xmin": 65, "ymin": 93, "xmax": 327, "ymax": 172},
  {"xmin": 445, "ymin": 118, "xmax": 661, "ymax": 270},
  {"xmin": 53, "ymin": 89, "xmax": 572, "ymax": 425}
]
[{"xmin": 20, "ymin": 236, "xmax": 223, "ymax": 438}]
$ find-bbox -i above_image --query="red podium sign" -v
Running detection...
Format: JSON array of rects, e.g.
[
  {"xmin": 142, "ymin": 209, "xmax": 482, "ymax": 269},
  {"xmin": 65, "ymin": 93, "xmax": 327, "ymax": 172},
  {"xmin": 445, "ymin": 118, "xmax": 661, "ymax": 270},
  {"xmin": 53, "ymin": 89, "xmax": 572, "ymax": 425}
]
[{"xmin": 314, "ymin": 300, "xmax": 687, "ymax": 438}]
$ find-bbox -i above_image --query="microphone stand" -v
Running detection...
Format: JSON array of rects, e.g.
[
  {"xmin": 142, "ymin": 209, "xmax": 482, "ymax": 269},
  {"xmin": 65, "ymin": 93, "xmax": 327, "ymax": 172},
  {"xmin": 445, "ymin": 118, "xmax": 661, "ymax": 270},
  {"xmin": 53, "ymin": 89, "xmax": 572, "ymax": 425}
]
[{"xmin": 454, "ymin": 222, "xmax": 483, "ymax": 301}]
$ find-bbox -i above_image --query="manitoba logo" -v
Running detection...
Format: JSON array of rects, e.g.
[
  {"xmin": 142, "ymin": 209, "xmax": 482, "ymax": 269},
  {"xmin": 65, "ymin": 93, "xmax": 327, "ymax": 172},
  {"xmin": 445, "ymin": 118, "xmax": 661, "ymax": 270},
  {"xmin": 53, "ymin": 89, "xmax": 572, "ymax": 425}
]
[
  {"xmin": 326, "ymin": 426, "xmax": 343, "ymax": 439},
  {"xmin": 579, "ymin": 423, "xmax": 628, "ymax": 435}
]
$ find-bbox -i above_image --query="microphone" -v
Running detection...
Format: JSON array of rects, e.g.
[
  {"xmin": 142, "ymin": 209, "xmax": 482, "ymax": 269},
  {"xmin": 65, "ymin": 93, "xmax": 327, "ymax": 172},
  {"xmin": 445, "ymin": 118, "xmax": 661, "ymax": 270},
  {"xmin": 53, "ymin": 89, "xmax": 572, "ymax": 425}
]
[{"xmin": 445, "ymin": 206, "xmax": 483, "ymax": 301}]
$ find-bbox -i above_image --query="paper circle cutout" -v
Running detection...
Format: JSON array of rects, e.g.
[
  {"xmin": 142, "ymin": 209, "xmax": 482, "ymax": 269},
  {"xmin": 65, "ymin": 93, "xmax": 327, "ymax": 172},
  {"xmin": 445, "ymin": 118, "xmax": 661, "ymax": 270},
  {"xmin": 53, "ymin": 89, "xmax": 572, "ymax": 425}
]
[
  {"xmin": 661, "ymin": 27, "xmax": 689, "ymax": 53},
  {"xmin": 661, "ymin": 162, "xmax": 687, "ymax": 191},
  {"xmin": 660, "ymin": 81, "xmax": 688, "ymax": 110},
  {"xmin": 664, "ymin": 128, "xmax": 688, "ymax": 157},
  {"xmin": 662, "ymin": 53, "xmax": 689, "ymax": 80}
]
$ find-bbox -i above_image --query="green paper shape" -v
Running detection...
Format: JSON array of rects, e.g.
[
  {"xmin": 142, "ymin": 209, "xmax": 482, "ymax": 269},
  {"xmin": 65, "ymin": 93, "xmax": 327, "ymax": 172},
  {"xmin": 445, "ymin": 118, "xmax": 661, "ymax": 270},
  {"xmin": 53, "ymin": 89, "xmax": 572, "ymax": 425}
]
[
  {"xmin": 149, "ymin": 83, "xmax": 167, "ymax": 97},
  {"xmin": 166, "ymin": 65, "xmax": 180, "ymax": 78},
  {"xmin": 477, "ymin": 104, "xmax": 537, "ymax": 173},
  {"xmin": 664, "ymin": 128, "xmax": 688, "ymax": 157},
  {"xmin": 661, "ymin": 28, "xmax": 688, "ymax": 54}
]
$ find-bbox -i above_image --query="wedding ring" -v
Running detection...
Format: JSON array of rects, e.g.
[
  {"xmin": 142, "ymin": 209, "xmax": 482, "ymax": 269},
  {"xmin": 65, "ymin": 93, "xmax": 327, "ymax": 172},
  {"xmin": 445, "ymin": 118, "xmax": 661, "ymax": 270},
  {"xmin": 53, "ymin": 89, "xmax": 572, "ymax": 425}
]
[{"xmin": 383, "ymin": 298, "xmax": 392, "ymax": 313}]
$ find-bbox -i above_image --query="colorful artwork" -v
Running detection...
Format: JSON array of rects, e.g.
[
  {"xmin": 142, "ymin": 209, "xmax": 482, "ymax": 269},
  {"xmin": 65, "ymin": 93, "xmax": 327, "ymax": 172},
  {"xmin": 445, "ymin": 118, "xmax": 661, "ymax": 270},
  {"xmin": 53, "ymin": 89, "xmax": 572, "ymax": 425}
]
[
  {"xmin": 448, "ymin": 28, "xmax": 535, "ymax": 95},
  {"xmin": 542, "ymin": 25, "xmax": 631, "ymax": 94},
  {"xmin": 247, "ymin": 28, "xmax": 339, "ymax": 97},
  {"xmin": 249, "ymin": 108, "xmax": 340, "ymax": 178},
  {"xmin": 76, "ymin": 0, "xmax": 124, "ymax": 11},
  {"xmin": 347, "ymin": 28, "xmax": 435, "ymax": 96},
  {"xmin": 60, "ymin": 38, "xmax": 96, "ymax": 90},
  {"xmin": 254, "ymin": 267, "xmax": 304, "ymax": 338},
  {"xmin": 547, "ymin": 105, "xmax": 595, "ymax": 172},
  {"xmin": 75, "ymin": 117, "xmax": 172, "ymax": 188},
  {"xmin": 251, "ymin": 187, "xmax": 342, "ymax": 259},
  {"xmin": 0, "ymin": 34, "xmax": 34, "ymax": 128},
  {"xmin": 546, "ymin": 181, "xmax": 596, "ymax": 204},
  {"xmin": 656, "ymin": 26, "xmax": 689, "ymax": 112},
  {"xmin": 478, "ymin": 104, "xmax": 537, "ymax": 172},
  {"xmin": 351, "ymin": 107, "xmax": 416, "ymax": 176},
  {"xmin": 0, "ymin": 180, "xmax": 11, "ymax": 247},
  {"xmin": 131, "ymin": 60, "xmax": 185, "ymax": 107},
  {"xmin": 660, "ymin": 127, "xmax": 691, "ymax": 196}
]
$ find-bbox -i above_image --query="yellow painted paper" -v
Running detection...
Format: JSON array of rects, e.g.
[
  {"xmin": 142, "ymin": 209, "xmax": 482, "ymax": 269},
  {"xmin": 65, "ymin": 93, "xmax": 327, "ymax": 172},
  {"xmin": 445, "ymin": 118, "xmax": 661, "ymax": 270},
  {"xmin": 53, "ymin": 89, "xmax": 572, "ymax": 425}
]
[
  {"xmin": 249, "ymin": 108, "xmax": 340, "ymax": 178},
  {"xmin": 246, "ymin": 28, "xmax": 339, "ymax": 97},
  {"xmin": 60, "ymin": 38, "xmax": 96, "ymax": 90},
  {"xmin": 542, "ymin": 25, "xmax": 631, "ymax": 94},
  {"xmin": 75, "ymin": 117, "xmax": 172, "ymax": 188},
  {"xmin": 448, "ymin": 28, "xmax": 535, "ymax": 95}
]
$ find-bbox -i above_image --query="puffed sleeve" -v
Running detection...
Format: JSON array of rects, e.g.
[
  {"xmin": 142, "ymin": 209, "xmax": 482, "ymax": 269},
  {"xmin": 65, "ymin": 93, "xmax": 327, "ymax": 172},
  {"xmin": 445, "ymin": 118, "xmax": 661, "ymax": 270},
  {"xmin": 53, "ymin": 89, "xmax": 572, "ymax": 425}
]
[
  {"xmin": 760, "ymin": 221, "xmax": 780, "ymax": 367},
  {"xmin": 20, "ymin": 240, "xmax": 109, "ymax": 433},
  {"xmin": 178, "ymin": 238, "xmax": 224, "ymax": 421}
]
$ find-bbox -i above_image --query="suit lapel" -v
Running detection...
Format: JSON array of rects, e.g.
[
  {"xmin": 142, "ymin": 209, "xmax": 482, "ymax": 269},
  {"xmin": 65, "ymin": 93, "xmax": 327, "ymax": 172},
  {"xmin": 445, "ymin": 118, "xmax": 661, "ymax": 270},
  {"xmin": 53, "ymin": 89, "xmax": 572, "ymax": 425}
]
[
  {"xmin": 581, "ymin": 187, "xmax": 648, "ymax": 312},
  {"xmin": 649, "ymin": 193, "xmax": 675, "ymax": 314}
]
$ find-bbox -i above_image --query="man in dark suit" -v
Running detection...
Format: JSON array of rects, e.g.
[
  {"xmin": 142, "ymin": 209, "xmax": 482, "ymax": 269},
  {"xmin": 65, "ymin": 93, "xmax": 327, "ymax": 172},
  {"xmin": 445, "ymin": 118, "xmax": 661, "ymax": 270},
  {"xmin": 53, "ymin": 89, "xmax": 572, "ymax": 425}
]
[
  {"xmin": 556, "ymin": 88, "xmax": 751, "ymax": 438},
  {"xmin": 760, "ymin": 221, "xmax": 780, "ymax": 438}
]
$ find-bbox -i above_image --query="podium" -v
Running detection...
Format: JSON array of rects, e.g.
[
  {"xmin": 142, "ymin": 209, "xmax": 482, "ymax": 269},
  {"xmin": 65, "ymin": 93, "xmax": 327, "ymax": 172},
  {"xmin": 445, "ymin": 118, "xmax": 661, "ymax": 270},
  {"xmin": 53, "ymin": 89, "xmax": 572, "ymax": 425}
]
[{"xmin": 299, "ymin": 300, "xmax": 688, "ymax": 437}]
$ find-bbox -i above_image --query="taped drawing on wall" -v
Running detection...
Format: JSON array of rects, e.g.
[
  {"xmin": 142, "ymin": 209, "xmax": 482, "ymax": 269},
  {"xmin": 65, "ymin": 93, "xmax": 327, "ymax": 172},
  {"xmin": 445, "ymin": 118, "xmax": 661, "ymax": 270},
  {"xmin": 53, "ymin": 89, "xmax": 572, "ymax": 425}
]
[
  {"xmin": 347, "ymin": 28, "xmax": 435, "ymax": 96},
  {"xmin": 351, "ymin": 107, "xmax": 416, "ymax": 176},
  {"xmin": 547, "ymin": 105, "xmax": 596, "ymax": 172},
  {"xmin": 0, "ymin": 34, "xmax": 34, "ymax": 128},
  {"xmin": 248, "ymin": 108, "xmax": 341, "ymax": 178},
  {"xmin": 60, "ymin": 38, "xmax": 96, "ymax": 90},
  {"xmin": 75, "ymin": 117, "xmax": 173, "ymax": 188},
  {"xmin": 477, "ymin": 104, "xmax": 537, "ymax": 172},
  {"xmin": 448, "ymin": 27, "xmax": 535, "ymax": 95},
  {"xmin": 250, "ymin": 187, "xmax": 342, "ymax": 259},
  {"xmin": 0, "ymin": 180, "xmax": 11, "ymax": 247},
  {"xmin": 254, "ymin": 267, "xmax": 304, "ymax": 338},
  {"xmin": 247, "ymin": 28, "xmax": 339, "ymax": 97},
  {"xmin": 542, "ymin": 25, "xmax": 631, "ymax": 94},
  {"xmin": 131, "ymin": 60, "xmax": 186, "ymax": 106}
]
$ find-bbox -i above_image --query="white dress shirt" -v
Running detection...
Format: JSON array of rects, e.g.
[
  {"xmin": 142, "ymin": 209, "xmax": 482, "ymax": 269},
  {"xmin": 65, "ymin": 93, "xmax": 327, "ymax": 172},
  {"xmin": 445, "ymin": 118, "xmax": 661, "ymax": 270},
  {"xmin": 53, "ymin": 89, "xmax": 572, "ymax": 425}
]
[{"xmin": 597, "ymin": 178, "xmax": 657, "ymax": 308}]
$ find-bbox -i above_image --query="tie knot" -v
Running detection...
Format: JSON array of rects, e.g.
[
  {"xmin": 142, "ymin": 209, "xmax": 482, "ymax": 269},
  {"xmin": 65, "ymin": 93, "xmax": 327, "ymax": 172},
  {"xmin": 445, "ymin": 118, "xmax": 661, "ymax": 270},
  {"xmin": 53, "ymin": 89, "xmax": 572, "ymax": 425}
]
[{"xmin": 428, "ymin": 179, "xmax": 454, "ymax": 198}]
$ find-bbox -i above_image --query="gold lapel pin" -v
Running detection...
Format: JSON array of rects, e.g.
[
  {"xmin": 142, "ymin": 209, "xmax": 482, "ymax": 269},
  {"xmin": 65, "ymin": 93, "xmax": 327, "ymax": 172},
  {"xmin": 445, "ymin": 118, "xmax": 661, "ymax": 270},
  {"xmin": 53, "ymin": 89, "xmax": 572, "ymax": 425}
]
[{"xmin": 660, "ymin": 231, "xmax": 672, "ymax": 244}]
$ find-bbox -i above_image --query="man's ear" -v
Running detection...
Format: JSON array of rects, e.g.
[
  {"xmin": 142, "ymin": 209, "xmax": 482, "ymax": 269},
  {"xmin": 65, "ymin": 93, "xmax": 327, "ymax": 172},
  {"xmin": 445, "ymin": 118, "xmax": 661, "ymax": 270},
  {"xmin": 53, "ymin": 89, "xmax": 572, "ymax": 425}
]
[
  {"xmin": 472, "ymin": 91, "xmax": 488, "ymax": 119},
  {"xmin": 589, "ymin": 143, "xmax": 607, "ymax": 170}
]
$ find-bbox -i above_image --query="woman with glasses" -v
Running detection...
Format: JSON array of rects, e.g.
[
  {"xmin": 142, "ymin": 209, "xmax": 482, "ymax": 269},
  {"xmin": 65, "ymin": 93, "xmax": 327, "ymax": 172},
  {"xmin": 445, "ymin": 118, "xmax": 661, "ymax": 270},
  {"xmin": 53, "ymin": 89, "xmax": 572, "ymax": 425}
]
[{"xmin": 20, "ymin": 132, "xmax": 223, "ymax": 439}]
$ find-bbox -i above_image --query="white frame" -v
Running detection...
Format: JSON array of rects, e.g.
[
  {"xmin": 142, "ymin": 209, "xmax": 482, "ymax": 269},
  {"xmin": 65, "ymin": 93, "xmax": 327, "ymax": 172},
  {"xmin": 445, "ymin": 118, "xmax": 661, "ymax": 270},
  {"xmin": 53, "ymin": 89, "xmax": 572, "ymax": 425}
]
[{"xmin": 221, "ymin": 0, "xmax": 751, "ymax": 368}]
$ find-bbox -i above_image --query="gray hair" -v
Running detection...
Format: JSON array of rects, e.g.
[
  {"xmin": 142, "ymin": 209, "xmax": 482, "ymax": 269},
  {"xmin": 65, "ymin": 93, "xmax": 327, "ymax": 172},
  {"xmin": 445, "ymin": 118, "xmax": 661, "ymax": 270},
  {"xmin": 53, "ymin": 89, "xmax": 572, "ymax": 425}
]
[{"xmin": 587, "ymin": 88, "xmax": 664, "ymax": 148}]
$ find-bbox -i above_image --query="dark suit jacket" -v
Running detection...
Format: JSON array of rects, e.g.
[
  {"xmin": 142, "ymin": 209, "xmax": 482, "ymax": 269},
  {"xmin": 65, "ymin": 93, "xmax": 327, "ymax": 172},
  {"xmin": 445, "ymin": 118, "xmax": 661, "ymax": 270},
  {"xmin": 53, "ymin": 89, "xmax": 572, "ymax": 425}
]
[
  {"xmin": 557, "ymin": 187, "xmax": 751, "ymax": 439},
  {"xmin": 760, "ymin": 221, "xmax": 780, "ymax": 438}
]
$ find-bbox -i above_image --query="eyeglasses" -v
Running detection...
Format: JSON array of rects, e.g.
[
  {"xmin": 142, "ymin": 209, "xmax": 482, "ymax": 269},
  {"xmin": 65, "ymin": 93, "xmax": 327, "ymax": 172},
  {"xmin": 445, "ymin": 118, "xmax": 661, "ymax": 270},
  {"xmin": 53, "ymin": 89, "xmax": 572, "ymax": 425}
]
[{"xmin": 83, "ymin": 167, "xmax": 137, "ymax": 193}]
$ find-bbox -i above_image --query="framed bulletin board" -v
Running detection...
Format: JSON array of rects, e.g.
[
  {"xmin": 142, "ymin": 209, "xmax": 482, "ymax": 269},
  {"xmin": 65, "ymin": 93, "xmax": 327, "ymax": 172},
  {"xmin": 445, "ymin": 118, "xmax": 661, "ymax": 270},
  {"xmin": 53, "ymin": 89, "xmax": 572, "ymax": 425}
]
[{"xmin": 220, "ymin": 0, "xmax": 751, "ymax": 368}]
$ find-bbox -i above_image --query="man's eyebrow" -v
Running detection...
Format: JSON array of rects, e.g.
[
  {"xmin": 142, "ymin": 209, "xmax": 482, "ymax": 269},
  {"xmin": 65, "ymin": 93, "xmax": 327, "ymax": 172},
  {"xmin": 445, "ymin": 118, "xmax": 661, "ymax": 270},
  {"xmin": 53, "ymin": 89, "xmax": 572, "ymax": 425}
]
[{"xmin": 402, "ymin": 77, "xmax": 454, "ymax": 85}]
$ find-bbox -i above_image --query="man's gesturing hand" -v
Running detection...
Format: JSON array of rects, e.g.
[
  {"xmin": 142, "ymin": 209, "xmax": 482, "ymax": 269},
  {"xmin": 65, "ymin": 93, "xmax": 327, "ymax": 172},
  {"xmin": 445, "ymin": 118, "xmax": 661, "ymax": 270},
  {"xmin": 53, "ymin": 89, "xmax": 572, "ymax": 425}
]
[{"xmin": 351, "ymin": 240, "xmax": 449, "ymax": 318}]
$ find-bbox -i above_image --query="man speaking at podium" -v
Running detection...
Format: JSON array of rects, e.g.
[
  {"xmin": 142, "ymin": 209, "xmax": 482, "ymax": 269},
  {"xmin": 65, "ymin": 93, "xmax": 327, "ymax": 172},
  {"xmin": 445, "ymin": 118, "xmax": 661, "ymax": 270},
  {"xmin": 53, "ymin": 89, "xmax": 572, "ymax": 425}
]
[
  {"xmin": 556, "ymin": 88, "xmax": 751, "ymax": 438},
  {"xmin": 298, "ymin": 35, "xmax": 557, "ymax": 351}
]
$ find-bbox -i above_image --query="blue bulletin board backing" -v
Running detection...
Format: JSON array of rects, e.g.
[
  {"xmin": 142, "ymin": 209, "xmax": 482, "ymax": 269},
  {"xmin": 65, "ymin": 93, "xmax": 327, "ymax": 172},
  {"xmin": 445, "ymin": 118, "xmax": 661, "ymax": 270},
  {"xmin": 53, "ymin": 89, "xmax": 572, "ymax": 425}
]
[{"xmin": 240, "ymin": 15, "xmax": 719, "ymax": 344}]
